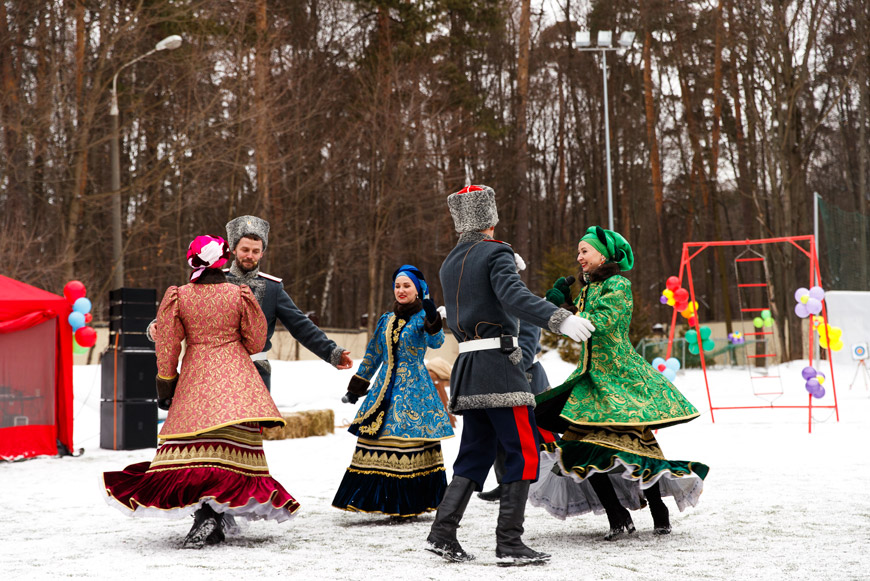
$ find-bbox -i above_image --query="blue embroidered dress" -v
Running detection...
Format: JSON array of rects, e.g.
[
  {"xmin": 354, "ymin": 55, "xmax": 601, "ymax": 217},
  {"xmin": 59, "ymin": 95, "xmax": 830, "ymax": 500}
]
[{"xmin": 332, "ymin": 306, "xmax": 454, "ymax": 516}]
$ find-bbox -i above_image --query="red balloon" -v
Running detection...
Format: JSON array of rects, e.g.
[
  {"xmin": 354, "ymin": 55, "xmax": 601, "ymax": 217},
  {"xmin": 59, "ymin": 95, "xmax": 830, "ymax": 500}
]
[
  {"xmin": 675, "ymin": 301, "xmax": 688, "ymax": 312},
  {"xmin": 666, "ymin": 276, "xmax": 680, "ymax": 291},
  {"xmin": 74, "ymin": 326, "xmax": 97, "ymax": 348},
  {"xmin": 687, "ymin": 316, "xmax": 697, "ymax": 326},
  {"xmin": 84, "ymin": 313, "xmax": 93, "ymax": 323},
  {"xmin": 674, "ymin": 288, "xmax": 689, "ymax": 302},
  {"xmin": 63, "ymin": 280, "xmax": 87, "ymax": 304},
  {"xmin": 657, "ymin": 364, "xmax": 666, "ymax": 372}
]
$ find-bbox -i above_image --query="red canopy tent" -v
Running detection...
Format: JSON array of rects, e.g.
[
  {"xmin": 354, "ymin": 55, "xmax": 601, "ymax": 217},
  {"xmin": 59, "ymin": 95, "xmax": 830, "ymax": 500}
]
[{"xmin": 0, "ymin": 275, "xmax": 74, "ymax": 460}]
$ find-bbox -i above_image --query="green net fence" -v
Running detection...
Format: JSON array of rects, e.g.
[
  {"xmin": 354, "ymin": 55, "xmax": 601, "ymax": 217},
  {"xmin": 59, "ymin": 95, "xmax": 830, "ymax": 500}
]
[{"xmin": 819, "ymin": 197, "xmax": 870, "ymax": 291}]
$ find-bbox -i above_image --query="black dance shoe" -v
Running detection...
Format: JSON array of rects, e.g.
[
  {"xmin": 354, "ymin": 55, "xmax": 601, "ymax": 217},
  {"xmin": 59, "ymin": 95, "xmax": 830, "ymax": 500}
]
[
  {"xmin": 604, "ymin": 515, "xmax": 636, "ymax": 541},
  {"xmin": 182, "ymin": 505, "xmax": 219, "ymax": 549},
  {"xmin": 426, "ymin": 538, "xmax": 475, "ymax": 562}
]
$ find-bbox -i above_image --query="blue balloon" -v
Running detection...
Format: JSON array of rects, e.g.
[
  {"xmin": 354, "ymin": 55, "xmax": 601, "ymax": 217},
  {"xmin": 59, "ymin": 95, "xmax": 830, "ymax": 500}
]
[
  {"xmin": 665, "ymin": 357, "xmax": 681, "ymax": 371},
  {"xmin": 651, "ymin": 357, "xmax": 666, "ymax": 370},
  {"xmin": 662, "ymin": 368, "xmax": 677, "ymax": 382},
  {"xmin": 73, "ymin": 297, "xmax": 92, "ymax": 314},
  {"xmin": 68, "ymin": 311, "xmax": 85, "ymax": 331}
]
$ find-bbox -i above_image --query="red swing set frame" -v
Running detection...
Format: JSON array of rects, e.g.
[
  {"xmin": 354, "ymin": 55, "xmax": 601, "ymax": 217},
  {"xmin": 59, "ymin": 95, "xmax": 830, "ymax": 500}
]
[{"xmin": 665, "ymin": 235, "xmax": 839, "ymax": 433}]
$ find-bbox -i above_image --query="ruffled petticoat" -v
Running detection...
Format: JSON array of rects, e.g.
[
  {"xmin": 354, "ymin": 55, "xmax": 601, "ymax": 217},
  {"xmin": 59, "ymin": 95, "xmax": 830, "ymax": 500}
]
[
  {"xmin": 102, "ymin": 423, "xmax": 299, "ymax": 525},
  {"xmin": 332, "ymin": 437, "xmax": 447, "ymax": 517},
  {"xmin": 529, "ymin": 425, "xmax": 709, "ymax": 520}
]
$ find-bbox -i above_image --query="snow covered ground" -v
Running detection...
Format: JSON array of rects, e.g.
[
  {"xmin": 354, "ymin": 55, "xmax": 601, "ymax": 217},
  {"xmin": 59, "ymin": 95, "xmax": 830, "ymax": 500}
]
[{"xmin": 2, "ymin": 352, "xmax": 869, "ymax": 580}]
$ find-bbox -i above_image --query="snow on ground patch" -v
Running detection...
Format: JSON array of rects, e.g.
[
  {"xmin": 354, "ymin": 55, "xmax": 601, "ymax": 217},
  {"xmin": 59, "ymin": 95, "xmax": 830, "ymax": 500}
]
[{"xmin": 1, "ymin": 356, "xmax": 868, "ymax": 580}]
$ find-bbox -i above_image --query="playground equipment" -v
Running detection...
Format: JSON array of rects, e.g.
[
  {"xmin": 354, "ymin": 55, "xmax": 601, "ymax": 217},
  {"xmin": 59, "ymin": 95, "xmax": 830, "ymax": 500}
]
[{"xmin": 665, "ymin": 235, "xmax": 839, "ymax": 433}]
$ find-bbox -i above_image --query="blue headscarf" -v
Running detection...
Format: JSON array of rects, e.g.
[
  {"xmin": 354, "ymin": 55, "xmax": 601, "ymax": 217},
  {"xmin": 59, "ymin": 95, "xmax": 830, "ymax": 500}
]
[{"xmin": 392, "ymin": 264, "xmax": 429, "ymax": 299}]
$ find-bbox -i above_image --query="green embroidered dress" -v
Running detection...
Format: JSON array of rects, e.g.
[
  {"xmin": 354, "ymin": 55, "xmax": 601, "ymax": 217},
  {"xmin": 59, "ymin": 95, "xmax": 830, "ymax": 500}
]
[{"xmin": 530, "ymin": 268, "xmax": 709, "ymax": 519}]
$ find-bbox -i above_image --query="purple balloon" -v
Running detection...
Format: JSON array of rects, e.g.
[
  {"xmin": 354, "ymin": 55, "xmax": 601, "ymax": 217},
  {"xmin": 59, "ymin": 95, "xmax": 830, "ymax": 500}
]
[
  {"xmin": 794, "ymin": 303, "xmax": 809, "ymax": 318},
  {"xmin": 660, "ymin": 295, "xmax": 669, "ymax": 304},
  {"xmin": 801, "ymin": 366, "xmax": 817, "ymax": 380},
  {"xmin": 808, "ymin": 286, "xmax": 825, "ymax": 301},
  {"xmin": 813, "ymin": 386, "xmax": 826, "ymax": 399},
  {"xmin": 806, "ymin": 378, "xmax": 820, "ymax": 391},
  {"xmin": 806, "ymin": 297, "xmax": 822, "ymax": 315},
  {"xmin": 816, "ymin": 371, "xmax": 825, "ymax": 381},
  {"xmin": 794, "ymin": 287, "xmax": 809, "ymax": 301}
]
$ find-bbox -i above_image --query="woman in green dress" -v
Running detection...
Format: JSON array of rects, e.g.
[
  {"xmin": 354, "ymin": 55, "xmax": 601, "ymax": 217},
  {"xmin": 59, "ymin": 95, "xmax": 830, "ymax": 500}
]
[{"xmin": 531, "ymin": 226, "xmax": 709, "ymax": 539}]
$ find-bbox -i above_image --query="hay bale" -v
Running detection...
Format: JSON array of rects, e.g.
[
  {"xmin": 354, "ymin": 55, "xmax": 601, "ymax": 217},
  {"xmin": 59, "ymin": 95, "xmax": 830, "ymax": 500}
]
[{"xmin": 261, "ymin": 409, "xmax": 335, "ymax": 440}]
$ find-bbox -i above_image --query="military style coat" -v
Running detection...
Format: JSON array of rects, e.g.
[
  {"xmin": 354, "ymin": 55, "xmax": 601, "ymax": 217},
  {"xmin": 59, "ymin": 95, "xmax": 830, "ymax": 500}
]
[
  {"xmin": 226, "ymin": 264, "xmax": 342, "ymax": 365},
  {"xmin": 439, "ymin": 232, "xmax": 571, "ymax": 412}
]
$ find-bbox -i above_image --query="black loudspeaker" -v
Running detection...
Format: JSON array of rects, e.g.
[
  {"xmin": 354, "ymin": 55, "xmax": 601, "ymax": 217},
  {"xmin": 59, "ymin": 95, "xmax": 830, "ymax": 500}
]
[
  {"xmin": 101, "ymin": 349, "xmax": 158, "ymax": 400},
  {"xmin": 100, "ymin": 400, "xmax": 158, "ymax": 450},
  {"xmin": 108, "ymin": 287, "xmax": 157, "ymax": 349}
]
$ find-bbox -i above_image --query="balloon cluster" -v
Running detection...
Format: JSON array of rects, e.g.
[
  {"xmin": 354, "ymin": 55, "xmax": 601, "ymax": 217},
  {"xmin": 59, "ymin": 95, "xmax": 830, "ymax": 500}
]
[
  {"xmin": 64, "ymin": 280, "xmax": 96, "ymax": 351},
  {"xmin": 660, "ymin": 276, "xmax": 698, "ymax": 326},
  {"xmin": 816, "ymin": 322, "xmax": 843, "ymax": 351},
  {"xmin": 753, "ymin": 309, "xmax": 774, "ymax": 329},
  {"xmin": 793, "ymin": 286, "xmax": 825, "ymax": 318},
  {"xmin": 651, "ymin": 357, "xmax": 681, "ymax": 382},
  {"xmin": 728, "ymin": 332, "xmax": 745, "ymax": 344},
  {"xmin": 801, "ymin": 366, "xmax": 826, "ymax": 399},
  {"xmin": 686, "ymin": 326, "xmax": 714, "ymax": 355}
]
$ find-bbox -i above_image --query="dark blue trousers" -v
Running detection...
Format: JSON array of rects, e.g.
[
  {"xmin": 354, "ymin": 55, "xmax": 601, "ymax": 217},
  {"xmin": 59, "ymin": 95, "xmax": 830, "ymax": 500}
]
[{"xmin": 453, "ymin": 406, "xmax": 541, "ymax": 489}]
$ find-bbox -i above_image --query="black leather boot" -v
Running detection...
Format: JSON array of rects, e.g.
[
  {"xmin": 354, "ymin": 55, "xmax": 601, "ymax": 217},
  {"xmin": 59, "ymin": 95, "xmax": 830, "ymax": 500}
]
[
  {"xmin": 426, "ymin": 476, "xmax": 476, "ymax": 562},
  {"xmin": 478, "ymin": 449, "xmax": 506, "ymax": 502},
  {"xmin": 645, "ymin": 482, "xmax": 671, "ymax": 535},
  {"xmin": 494, "ymin": 481, "xmax": 550, "ymax": 566},
  {"xmin": 589, "ymin": 473, "xmax": 635, "ymax": 541},
  {"xmin": 477, "ymin": 485, "xmax": 502, "ymax": 502},
  {"xmin": 183, "ymin": 504, "xmax": 219, "ymax": 549},
  {"xmin": 205, "ymin": 511, "xmax": 226, "ymax": 545}
]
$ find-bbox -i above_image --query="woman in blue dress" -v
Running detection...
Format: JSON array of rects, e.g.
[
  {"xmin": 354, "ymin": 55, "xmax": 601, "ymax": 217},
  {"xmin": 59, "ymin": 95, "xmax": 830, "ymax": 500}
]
[{"xmin": 332, "ymin": 265, "xmax": 454, "ymax": 519}]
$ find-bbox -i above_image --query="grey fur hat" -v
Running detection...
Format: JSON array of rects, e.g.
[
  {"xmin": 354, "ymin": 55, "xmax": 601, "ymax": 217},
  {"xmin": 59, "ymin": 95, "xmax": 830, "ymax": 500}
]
[
  {"xmin": 447, "ymin": 185, "xmax": 499, "ymax": 233},
  {"xmin": 226, "ymin": 215, "xmax": 270, "ymax": 250}
]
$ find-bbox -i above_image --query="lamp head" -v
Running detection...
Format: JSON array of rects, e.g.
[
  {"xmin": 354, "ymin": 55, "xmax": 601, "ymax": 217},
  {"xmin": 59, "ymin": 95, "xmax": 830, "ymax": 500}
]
[
  {"xmin": 618, "ymin": 31, "xmax": 636, "ymax": 48},
  {"xmin": 597, "ymin": 30, "xmax": 613, "ymax": 47},
  {"xmin": 155, "ymin": 35, "xmax": 183, "ymax": 51},
  {"xmin": 575, "ymin": 31, "xmax": 591, "ymax": 47}
]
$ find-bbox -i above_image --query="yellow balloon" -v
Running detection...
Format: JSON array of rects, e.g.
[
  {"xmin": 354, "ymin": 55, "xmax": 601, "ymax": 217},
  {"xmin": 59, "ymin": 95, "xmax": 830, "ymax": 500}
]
[
  {"xmin": 800, "ymin": 296, "xmax": 808, "ymax": 304},
  {"xmin": 663, "ymin": 289, "xmax": 674, "ymax": 299},
  {"xmin": 667, "ymin": 298, "xmax": 675, "ymax": 306},
  {"xmin": 831, "ymin": 341, "xmax": 844, "ymax": 351}
]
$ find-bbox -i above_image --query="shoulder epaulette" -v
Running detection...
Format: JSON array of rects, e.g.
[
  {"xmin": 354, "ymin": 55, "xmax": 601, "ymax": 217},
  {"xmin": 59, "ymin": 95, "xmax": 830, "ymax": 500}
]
[
  {"xmin": 484, "ymin": 238, "xmax": 512, "ymax": 247},
  {"xmin": 258, "ymin": 272, "xmax": 283, "ymax": 282}
]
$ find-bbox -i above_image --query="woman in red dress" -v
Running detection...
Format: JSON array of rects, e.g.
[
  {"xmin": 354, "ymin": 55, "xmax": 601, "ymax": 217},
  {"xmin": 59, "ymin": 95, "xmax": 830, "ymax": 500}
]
[{"xmin": 102, "ymin": 235, "xmax": 297, "ymax": 549}]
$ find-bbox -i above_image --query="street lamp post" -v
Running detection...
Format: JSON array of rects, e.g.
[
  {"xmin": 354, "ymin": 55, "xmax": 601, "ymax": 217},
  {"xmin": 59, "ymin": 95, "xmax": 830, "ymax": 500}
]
[
  {"xmin": 575, "ymin": 30, "xmax": 635, "ymax": 231},
  {"xmin": 109, "ymin": 34, "xmax": 182, "ymax": 290}
]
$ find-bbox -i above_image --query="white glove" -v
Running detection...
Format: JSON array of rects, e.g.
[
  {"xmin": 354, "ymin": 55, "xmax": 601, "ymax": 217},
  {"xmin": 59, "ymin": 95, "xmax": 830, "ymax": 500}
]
[
  {"xmin": 514, "ymin": 253, "xmax": 527, "ymax": 272},
  {"xmin": 558, "ymin": 315, "xmax": 595, "ymax": 342},
  {"xmin": 437, "ymin": 306, "xmax": 447, "ymax": 319}
]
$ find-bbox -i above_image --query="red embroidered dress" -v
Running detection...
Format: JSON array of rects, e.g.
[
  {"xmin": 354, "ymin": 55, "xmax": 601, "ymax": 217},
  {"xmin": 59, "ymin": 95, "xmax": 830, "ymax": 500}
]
[{"xmin": 103, "ymin": 282, "xmax": 299, "ymax": 523}]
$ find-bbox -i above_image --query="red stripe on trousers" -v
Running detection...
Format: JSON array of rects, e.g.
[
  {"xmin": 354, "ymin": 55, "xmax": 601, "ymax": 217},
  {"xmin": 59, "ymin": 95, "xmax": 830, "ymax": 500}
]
[
  {"xmin": 537, "ymin": 427, "xmax": 556, "ymax": 443},
  {"xmin": 512, "ymin": 406, "xmax": 539, "ymax": 480}
]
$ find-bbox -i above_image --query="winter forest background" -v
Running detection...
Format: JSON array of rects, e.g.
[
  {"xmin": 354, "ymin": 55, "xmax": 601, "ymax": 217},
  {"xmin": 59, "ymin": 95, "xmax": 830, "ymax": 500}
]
[{"xmin": 1, "ymin": 0, "xmax": 868, "ymax": 361}]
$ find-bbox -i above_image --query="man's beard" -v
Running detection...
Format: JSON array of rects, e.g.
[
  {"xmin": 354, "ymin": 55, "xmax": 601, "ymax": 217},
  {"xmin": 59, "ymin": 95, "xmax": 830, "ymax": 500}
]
[{"xmin": 238, "ymin": 259, "xmax": 258, "ymax": 273}]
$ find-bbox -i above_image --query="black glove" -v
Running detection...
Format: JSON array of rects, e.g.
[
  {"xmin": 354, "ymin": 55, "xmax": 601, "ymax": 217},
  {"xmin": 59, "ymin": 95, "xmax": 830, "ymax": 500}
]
[
  {"xmin": 545, "ymin": 276, "xmax": 575, "ymax": 307},
  {"xmin": 156, "ymin": 375, "xmax": 178, "ymax": 411},
  {"xmin": 422, "ymin": 298, "xmax": 438, "ymax": 322},
  {"xmin": 343, "ymin": 375, "xmax": 369, "ymax": 404}
]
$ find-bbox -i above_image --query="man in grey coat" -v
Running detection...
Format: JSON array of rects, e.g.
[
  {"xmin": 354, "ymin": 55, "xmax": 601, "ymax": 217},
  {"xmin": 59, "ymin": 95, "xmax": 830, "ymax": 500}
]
[
  {"xmin": 426, "ymin": 185, "xmax": 594, "ymax": 566},
  {"xmin": 224, "ymin": 216, "xmax": 352, "ymax": 389}
]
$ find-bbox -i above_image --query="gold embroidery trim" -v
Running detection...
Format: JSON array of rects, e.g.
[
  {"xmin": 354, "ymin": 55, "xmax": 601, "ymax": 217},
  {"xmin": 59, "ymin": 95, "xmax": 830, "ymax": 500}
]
[{"xmin": 352, "ymin": 315, "xmax": 405, "ymax": 427}]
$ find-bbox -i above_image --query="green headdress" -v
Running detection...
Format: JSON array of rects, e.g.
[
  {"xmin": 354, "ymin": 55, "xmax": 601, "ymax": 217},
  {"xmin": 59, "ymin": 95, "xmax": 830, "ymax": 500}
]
[{"xmin": 579, "ymin": 226, "xmax": 634, "ymax": 271}]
